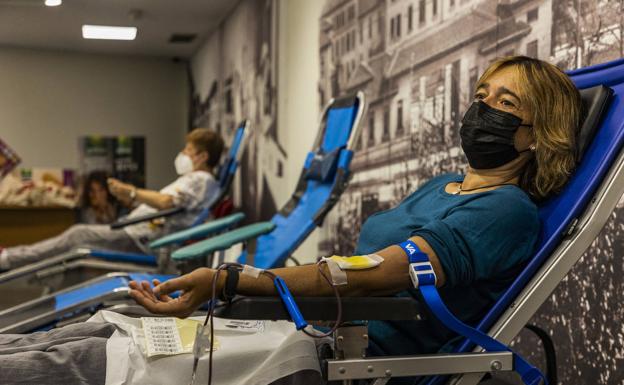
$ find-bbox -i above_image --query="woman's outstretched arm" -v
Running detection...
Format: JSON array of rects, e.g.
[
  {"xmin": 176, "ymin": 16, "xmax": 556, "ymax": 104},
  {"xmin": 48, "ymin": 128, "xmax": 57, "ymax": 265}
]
[{"xmin": 129, "ymin": 236, "xmax": 447, "ymax": 318}]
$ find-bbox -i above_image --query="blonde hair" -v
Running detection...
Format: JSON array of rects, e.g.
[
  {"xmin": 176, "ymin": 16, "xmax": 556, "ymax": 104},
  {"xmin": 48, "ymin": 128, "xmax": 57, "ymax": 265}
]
[
  {"xmin": 186, "ymin": 128, "xmax": 224, "ymax": 168},
  {"xmin": 476, "ymin": 56, "xmax": 582, "ymax": 200}
]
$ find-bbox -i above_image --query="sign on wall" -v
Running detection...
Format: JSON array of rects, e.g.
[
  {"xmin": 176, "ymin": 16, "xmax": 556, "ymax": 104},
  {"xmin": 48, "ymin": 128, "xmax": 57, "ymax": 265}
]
[{"xmin": 78, "ymin": 136, "xmax": 145, "ymax": 188}]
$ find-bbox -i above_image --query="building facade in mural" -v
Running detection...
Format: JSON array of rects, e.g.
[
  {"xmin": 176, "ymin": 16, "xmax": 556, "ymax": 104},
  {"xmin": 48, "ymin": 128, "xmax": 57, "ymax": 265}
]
[
  {"xmin": 318, "ymin": 0, "xmax": 551, "ymax": 254},
  {"xmin": 318, "ymin": 0, "xmax": 624, "ymax": 383},
  {"xmin": 191, "ymin": 0, "xmax": 283, "ymax": 222}
]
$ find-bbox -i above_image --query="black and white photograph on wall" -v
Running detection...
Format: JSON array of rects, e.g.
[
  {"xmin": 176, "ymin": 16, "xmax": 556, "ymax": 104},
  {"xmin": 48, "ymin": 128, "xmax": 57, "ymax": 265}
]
[
  {"xmin": 317, "ymin": 0, "xmax": 624, "ymax": 383},
  {"xmin": 190, "ymin": 0, "xmax": 282, "ymax": 223}
]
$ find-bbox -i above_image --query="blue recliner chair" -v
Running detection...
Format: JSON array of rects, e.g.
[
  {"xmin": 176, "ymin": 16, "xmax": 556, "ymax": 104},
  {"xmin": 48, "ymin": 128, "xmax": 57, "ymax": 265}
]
[
  {"xmin": 170, "ymin": 91, "xmax": 367, "ymax": 269},
  {"xmin": 0, "ymin": 121, "xmax": 250, "ymax": 295},
  {"xmin": 211, "ymin": 59, "xmax": 624, "ymax": 385},
  {"xmin": 0, "ymin": 92, "xmax": 366, "ymax": 333}
]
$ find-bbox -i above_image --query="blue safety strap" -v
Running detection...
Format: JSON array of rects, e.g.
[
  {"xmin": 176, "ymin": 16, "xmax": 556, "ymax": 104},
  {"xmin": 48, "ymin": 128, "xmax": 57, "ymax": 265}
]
[
  {"xmin": 399, "ymin": 240, "xmax": 436, "ymax": 287},
  {"xmin": 398, "ymin": 240, "xmax": 547, "ymax": 385}
]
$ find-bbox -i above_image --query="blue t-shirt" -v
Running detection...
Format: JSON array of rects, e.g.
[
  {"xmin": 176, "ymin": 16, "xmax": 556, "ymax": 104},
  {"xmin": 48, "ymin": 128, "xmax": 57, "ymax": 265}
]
[{"xmin": 355, "ymin": 173, "xmax": 539, "ymax": 357}]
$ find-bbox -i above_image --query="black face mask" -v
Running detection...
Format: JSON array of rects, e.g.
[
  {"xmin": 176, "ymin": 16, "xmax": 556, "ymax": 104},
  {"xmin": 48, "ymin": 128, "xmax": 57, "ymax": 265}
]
[{"xmin": 460, "ymin": 101, "xmax": 532, "ymax": 169}]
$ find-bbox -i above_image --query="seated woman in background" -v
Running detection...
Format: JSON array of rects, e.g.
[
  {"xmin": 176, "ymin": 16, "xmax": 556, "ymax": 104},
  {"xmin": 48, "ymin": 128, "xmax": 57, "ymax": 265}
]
[
  {"xmin": 80, "ymin": 170, "xmax": 121, "ymax": 225},
  {"xmin": 0, "ymin": 128, "xmax": 224, "ymax": 271}
]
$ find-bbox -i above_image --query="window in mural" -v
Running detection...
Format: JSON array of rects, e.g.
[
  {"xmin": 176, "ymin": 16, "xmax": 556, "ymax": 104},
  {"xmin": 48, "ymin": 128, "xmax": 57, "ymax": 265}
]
[
  {"xmin": 368, "ymin": 116, "xmax": 375, "ymax": 147},
  {"xmin": 224, "ymin": 77, "xmax": 233, "ymax": 114},
  {"xmin": 527, "ymin": 39, "xmax": 538, "ymax": 57},
  {"xmin": 396, "ymin": 99, "xmax": 404, "ymax": 136},
  {"xmin": 382, "ymin": 107, "xmax": 390, "ymax": 143},
  {"xmin": 527, "ymin": 7, "xmax": 538, "ymax": 23}
]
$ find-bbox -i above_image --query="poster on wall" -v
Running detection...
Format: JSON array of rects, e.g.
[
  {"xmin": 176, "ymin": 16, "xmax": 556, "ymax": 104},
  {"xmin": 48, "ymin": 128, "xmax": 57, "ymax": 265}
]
[
  {"xmin": 317, "ymin": 0, "xmax": 624, "ymax": 383},
  {"xmin": 78, "ymin": 136, "xmax": 145, "ymax": 188},
  {"xmin": 190, "ymin": 0, "xmax": 281, "ymax": 223}
]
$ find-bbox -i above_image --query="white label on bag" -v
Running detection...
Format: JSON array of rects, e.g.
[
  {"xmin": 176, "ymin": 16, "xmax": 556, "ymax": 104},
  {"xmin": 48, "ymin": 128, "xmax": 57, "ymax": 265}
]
[
  {"xmin": 142, "ymin": 317, "xmax": 184, "ymax": 356},
  {"xmin": 222, "ymin": 320, "xmax": 265, "ymax": 333}
]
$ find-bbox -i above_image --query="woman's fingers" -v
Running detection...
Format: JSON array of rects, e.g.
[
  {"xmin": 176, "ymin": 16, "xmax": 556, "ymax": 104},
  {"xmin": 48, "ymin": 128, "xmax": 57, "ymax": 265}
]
[
  {"xmin": 153, "ymin": 279, "xmax": 174, "ymax": 301},
  {"xmin": 129, "ymin": 280, "xmax": 175, "ymax": 302},
  {"xmin": 129, "ymin": 280, "xmax": 151, "ymax": 297},
  {"xmin": 129, "ymin": 269, "xmax": 214, "ymax": 317},
  {"xmin": 129, "ymin": 289, "xmax": 191, "ymax": 317},
  {"xmin": 129, "ymin": 280, "xmax": 156, "ymax": 300},
  {"xmin": 153, "ymin": 275, "xmax": 190, "ymax": 296},
  {"xmin": 128, "ymin": 284, "xmax": 158, "ymax": 307},
  {"xmin": 129, "ymin": 280, "xmax": 193, "ymax": 317},
  {"xmin": 140, "ymin": 281, "xmax": 158, "ymax": 301}
]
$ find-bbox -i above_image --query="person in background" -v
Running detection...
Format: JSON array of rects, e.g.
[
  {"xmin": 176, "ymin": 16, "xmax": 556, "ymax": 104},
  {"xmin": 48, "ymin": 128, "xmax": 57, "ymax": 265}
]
[
  {"xmin": 0, "ymin": 128, "xmax": 224, "ymax": 271},
  {"xmin": 80, "ymin": 171, "xmax": 121, "ymax": 225}
]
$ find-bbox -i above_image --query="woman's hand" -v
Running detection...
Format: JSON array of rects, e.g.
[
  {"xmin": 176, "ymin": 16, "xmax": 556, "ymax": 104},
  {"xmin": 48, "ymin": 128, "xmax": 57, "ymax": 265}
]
[
  {"xmin": 107, "ymin": 178, "xmax": 134, "ymax": 200},
  {"xmin": 128, "ymin": 268, "xmax": 217, "ymax": 318}
]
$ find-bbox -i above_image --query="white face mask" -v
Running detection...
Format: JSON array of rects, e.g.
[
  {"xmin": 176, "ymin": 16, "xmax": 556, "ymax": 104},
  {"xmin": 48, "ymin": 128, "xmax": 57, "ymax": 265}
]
[{"xmin": 174, "ymin": 153, "xmax": 194, "ymax": 175}]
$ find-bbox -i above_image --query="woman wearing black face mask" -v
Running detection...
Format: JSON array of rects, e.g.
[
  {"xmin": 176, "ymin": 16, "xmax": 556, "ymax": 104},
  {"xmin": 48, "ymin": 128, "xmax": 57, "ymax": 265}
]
[
  {"xmin": 0, "ymin": 57, "xmax": 580, "ymax": 385},
  {"xmin": 130, "ymin": 56, "xmax": 581, "ymax": 361}
]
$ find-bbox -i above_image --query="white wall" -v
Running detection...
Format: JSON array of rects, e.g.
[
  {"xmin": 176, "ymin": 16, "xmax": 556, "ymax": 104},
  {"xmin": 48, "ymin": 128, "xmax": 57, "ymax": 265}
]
[
  {"xmin": 191, "ymin": 32, "xmax": 221, "ymax": 102},
  {"xmin": 0, "ymin": 47, "xmax": 188, "ymax": 189},
  {"xmin": 277, "ymin": 0, "xmax": 324, "ymax": 263}
]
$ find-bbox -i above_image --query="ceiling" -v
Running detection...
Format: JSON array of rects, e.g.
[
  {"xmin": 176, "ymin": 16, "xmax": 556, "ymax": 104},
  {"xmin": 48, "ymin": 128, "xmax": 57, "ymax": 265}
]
[{"xmin": 0, "ymin": 0, "xmax": 240, "ymax": 58}]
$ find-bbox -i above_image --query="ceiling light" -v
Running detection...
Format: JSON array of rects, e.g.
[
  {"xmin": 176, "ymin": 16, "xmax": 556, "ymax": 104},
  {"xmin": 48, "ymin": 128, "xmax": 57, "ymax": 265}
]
[
  {"xmin": 82, "ymin": 25, "xmax": 137, "ymax": 41},
  {"xmin": 45, "ymin": 0, "xmax": 62, "ymax": 6}
]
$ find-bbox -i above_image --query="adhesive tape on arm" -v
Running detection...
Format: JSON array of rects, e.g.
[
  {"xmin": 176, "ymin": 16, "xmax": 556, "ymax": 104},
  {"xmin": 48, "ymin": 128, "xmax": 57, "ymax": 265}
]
[
  {"xmin": 242, "ymin": 264, "xmax": 264, "ymax": 278},
  {"xmin": 328, "ymin": 254, "xmax": 384, "ymax": 270}
]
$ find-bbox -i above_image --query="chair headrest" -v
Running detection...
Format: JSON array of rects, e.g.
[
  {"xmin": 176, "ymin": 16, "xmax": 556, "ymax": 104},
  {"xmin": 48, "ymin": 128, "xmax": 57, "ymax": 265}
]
[
  {"xmin": 331, "ymin": 94, "xmax": 360, "ymax": 109},
  {"xmin": 577, "ymin": 85, "xmax": 613, "ymax": 162},
  {"xmin": 319, "ymin": 93, "xmax": 361, "ymax": 153}
]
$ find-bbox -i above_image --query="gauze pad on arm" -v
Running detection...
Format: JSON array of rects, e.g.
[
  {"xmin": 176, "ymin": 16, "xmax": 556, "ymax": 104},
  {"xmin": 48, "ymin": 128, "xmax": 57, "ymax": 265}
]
[{"xmin": 321, "ymin": 254, "xmax": 384, "ymax": 285}]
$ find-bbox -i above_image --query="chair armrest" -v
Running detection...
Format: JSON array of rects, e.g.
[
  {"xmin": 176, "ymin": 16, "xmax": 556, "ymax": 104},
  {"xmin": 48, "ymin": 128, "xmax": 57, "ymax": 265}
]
[
  {"xmin": 214, "ymin": 296, "xmax": 422, "ymax": 322},
  {"xmin": 110, "ymin": 207, "xmax": 185, "ymax": 230},
  {"xmin": 171, "ymin": 221, "xmax": 276, "ymax": 261},
  {"xmin": 149, "ymin": 212, "xmax": 246, "ymax": 249},
  {"xmin": 89, "ymin": 249, "xmax": 158, "ymax": 266},
  {"xmin": 0, "ymin": 248, "xmax": 92, "ymax": 285}
]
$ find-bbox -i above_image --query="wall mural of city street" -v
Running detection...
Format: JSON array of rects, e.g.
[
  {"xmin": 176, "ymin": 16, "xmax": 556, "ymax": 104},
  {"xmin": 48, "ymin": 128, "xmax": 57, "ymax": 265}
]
[
  {"xmin": 317, "ymin": 0, "xmax": 624, "ymax": 383},
  {"xmin": 190, "ymin": 0, "xmax": 282, "ymax": 223}
]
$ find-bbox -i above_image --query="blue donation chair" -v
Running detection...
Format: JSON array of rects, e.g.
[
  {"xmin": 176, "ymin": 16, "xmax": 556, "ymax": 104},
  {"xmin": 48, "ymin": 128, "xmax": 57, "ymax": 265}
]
[
  {"xmin": 0, "ymin": 121, "xmax": 250, "ymax": 297},
  {"xmin": 213, "ymin": 59, "xmax": 624, "ymax": 385},
  {"xmin": 0, "ymin": 92, "xmax": 366, "ymax": 333},
  {"xmin": 170, "ymin": 91, "xmax": 367, "ymax": 269}
]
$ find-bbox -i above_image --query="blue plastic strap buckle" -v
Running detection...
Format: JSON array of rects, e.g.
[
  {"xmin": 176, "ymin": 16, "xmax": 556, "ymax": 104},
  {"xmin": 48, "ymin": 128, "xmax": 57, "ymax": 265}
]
[
  {"xmin": 409, "ymin": 262, "xmax": 437, "ymax": 287},
  {"xmin": 273, "ymin": 276, "xmax": 308, "ymax": 330},
  {"xmin": 398, "ymin": 240, "xmax": 437, "ymax": 288}
]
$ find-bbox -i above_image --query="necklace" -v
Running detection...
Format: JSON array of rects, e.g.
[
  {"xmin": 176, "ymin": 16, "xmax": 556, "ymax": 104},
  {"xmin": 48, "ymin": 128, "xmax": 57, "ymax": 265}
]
[{"xmin": 451, "ymin": 177, "xmax": 517, "ymax": 195}]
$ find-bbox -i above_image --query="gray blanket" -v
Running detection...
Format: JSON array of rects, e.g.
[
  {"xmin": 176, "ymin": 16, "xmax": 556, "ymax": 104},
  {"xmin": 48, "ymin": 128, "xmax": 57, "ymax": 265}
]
[{"xmin": 0, "ymin": 322, "xmax": 113, "ymax": 385}]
